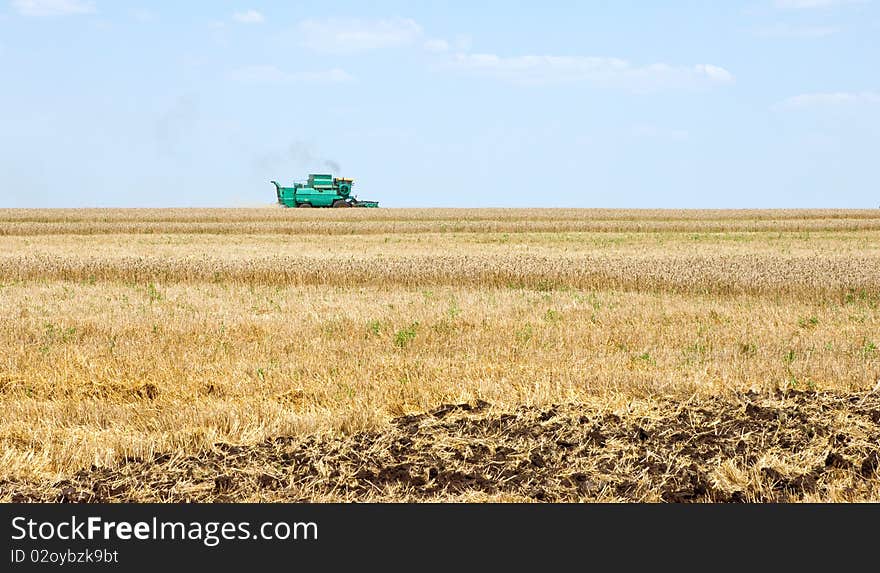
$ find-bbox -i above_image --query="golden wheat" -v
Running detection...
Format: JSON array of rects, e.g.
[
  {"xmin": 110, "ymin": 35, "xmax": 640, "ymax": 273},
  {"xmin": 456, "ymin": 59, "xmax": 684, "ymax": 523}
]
[
  {"xmin": 0, "ymin": 252, "xmax": 877, "ymax": 297},
  {"xmin": 0, "ymin": 209, "xmax": 878, "ymax": 501}
]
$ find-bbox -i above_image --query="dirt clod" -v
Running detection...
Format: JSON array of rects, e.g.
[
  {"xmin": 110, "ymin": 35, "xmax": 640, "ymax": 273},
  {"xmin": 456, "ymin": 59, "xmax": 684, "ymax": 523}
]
[{"xmin": 3, "ymin": 390, "xmax": 880, "ymax": 502}]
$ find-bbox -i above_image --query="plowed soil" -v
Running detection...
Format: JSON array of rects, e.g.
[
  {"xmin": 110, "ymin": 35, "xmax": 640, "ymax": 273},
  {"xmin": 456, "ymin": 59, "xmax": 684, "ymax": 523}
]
[{"xmin": 4, "ymin": 390, "xmax": 880, "ymax": 502}]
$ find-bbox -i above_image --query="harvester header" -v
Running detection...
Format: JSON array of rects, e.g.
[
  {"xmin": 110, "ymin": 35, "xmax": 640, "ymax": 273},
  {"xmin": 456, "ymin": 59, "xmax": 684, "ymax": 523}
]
[{"xmin": 271, "ymin": 174, "xmax": 378, "ymax": 208}]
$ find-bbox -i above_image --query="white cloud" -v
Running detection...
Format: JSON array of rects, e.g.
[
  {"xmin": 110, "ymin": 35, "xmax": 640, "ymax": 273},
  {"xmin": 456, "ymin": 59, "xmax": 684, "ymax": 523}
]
[
  {"xmin": 776, "ymin": 91, "xmax": 880, "ymax": 108},
  {"xmin": 694, "ymin": 64, "xmax": 735, "ymax": 83},
  {"xmin": 297, "ymin": 18, "xmax": 422, "ymax": 53},
  {"xmin": 451, "ymin": 35, "xmax": 472, "ymax": 52},
  {"xmin": 288, "ymin": 18, "xmax": 731, "ymax": 91},
  {"xmin": 132, "ymin": 9, "xmax": 156, "ymax": 22},
  {"xmin": 448, "ymin": 53, "xmax": 735, "ymax": 89},
  {"xmin": 754, "ymin": 23, "xmax": 840, "ymax": 37},
  {"xmin": 12, "ymin": 0, "xmax": 95, "ymax": 16},
  {"xmin": 424, "ymin": 34, "xmax": 471, "ymax": 53},
  {"xmin": 228, "ymin": 65, "xmax": 353, "ymax": 84},
  {"xmin": 233, "ymin": 9, "xmax": 264, "ymax": 24},
  {"xmin": 423, "ymin": 39, "xmax": 450, "ymax": 53},
  {"xmin": 775, "ymin": 0, "xmax": 866, "ymax": 8}
]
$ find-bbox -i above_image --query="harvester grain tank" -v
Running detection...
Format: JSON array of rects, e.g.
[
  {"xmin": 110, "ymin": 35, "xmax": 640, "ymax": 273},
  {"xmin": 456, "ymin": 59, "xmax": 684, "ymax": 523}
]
[{"xmin": 271, "ymin": 174, "xmax": 379, "ymax": 208}]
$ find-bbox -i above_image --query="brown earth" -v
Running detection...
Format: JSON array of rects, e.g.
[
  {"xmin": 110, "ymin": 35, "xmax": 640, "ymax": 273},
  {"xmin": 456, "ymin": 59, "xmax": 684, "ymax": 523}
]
[{"xmin": 3, "ymin": 389, "xmax": 880, "ymax": 503}]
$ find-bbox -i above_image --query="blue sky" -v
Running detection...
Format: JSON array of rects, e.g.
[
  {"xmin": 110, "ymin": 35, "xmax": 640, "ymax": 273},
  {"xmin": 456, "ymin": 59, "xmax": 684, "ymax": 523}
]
[{"xmin": 0, "ymin": 0, "xmax": 877, "ymax": 208}]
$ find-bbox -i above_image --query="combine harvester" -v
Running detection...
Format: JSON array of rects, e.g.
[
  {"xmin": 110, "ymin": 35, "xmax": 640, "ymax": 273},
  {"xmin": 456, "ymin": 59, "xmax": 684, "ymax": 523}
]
[{"xmin": 271, "ymin": 174, "xmax": 379, "ymax": 208}]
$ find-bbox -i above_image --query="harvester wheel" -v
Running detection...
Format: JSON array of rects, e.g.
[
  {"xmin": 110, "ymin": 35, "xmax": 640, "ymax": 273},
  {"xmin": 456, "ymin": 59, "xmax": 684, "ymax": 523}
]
[
  {"xmin": 298, "ymin": 203, "xmax": 312, "ymax": 208},
  {"xmin": 332, "ymin": 200, "xmax": 351, "ymax": 208}
]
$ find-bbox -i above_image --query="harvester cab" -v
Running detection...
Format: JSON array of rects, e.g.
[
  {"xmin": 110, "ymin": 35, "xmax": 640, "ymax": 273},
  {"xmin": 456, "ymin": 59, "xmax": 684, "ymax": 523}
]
[{"xmin": 272, "ymin": 175, "xmax": 378, "ymax": 208}]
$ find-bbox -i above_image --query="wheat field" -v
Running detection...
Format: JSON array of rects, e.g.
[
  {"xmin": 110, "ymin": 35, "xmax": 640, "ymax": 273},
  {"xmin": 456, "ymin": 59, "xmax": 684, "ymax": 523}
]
[{"xmin": 1, "ymin": 209, "xmax": 879, "ymax": 502}]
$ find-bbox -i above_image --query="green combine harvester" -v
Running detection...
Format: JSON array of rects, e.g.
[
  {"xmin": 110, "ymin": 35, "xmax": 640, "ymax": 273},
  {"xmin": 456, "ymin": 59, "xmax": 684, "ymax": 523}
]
[{"xmin": 271, "ymin": 174, "xmax": 379, "ymax": 208}]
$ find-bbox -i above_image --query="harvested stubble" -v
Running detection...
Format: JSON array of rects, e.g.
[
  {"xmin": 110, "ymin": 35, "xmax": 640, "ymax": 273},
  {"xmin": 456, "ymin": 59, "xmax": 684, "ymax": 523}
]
[
  {"xmin": 3, "ymin": 390, "xmax": 879, "ymax": 502},
  {"xmin": 1, "ymin": 208, "xmax": 879, "ymax": 502}
]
